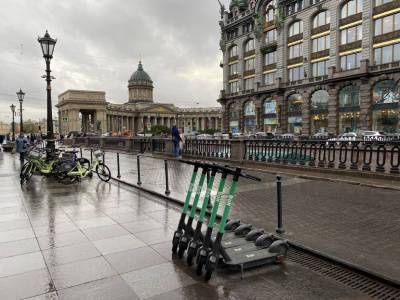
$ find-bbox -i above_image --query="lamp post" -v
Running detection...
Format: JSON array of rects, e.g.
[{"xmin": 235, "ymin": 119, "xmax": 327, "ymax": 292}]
[
  {"xmin": 16, "ymin": 89, "xmax": 25, "ymax": 133},
  {"xmin": 10, "ymin": 104, "xmax": 16, "ymax": 141},
  {"xmin": 38, "ymin": 30, "xmax": 57, "ymax": 150}
]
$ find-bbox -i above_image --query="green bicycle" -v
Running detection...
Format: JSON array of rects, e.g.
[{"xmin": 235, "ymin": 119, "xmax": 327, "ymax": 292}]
[
  {"xmin": 57, "ymin": 149, "xmax": 111, "ymax": 184},
  {"xmin": 20, "ymin": 147, "xmax": 59, "ymax": 185}
]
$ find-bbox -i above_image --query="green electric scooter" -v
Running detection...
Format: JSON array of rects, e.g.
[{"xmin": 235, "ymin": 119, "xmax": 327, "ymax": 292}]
[
  {"xmin": 172, "ymin": 162, "xmax": 200, "ymax": 254},
  {"xmin": 177, "ymin": 165, "xmax": 209, "ymax": 258},
  {"xmin": 186, "ymin": 166, "xmax": 218, "ymax": 265}
]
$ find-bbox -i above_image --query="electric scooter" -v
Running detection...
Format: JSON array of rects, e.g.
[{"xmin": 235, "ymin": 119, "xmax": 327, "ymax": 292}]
[{"xmin": 172, "ymin": 162, "xmax": 200, "ymax": 254}]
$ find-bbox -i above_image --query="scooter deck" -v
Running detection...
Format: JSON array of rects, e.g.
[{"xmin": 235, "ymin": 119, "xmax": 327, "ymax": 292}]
[
  {"xmin": 221, "ymin": 236, "xmax": 252, "ymax": 249},
  {"xmin": 224, "ymin": 242, "xmax": 264, "ymax": 255},
  {"xmin": 222, "ymin": 248, "xmax": 278, "ymax": 270}
]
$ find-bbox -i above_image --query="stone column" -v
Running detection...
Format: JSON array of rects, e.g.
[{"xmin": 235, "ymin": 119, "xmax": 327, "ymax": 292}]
[
  {"xmin": 359, "ymin": 77, "xmax": 371, "ymax": 131},
  {"xmin": 275, "ymin": 94, "xmax": 285, "ymax": 134},
  {"xmin": 301, "ymin": 92, "xmax": 311, "ymax": 136},
  {"xmin": 328, "ymin": 86, "xmax": 339, "ymax": 135}
]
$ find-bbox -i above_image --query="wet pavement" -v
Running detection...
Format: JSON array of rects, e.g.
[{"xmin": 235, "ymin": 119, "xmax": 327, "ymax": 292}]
[
  {"xmin": 0, "ymin": 151, "xmax": 371, "ymax": 299},
  {"xmin": 92, "ymin": 150, "xmax": 400, "ymax": 282}
]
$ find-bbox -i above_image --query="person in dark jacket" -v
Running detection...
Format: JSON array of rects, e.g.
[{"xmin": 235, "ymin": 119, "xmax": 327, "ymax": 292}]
[
  {"xmin": 16, "ymin": 133, "xmax": 28, "ymax": 164},
  {"xmin": 171, "ymin": 125, "xmax": 181, "ymax": 157}
]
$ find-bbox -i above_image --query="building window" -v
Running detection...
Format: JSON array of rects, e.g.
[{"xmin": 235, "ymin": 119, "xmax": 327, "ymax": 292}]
[
  {"xmin": 244, "ymin": 101, "xmax": 256, "ymax": 116},
  {"xmin": 339, "ymin": 85, "xmax": 360, "ymax": 107},
  {"xmin": 340, "ymin": 52, "xmax": 361, "ymax": 70},
  {"xmin": 243, "ymin": 22, "xmax": 254, "ymax": 33},
  {"xmin": 288, "ymin": 66, "xmax": 304, "ymax": 81},
  {"xmin": 266, "ymin": 7, "xmax": 275, "ymax": 22},
  {"xmin": 245, "ymin": 39, "xmax": 255, "ymax": 52},
  {"xmin": 229, "ymin": 63, "xmax": 238, "ymax": 76},
  {"xmin": 372, "ymin": 80, "xmax": 399, "ymax": 132},
  {"xmin": 338, "ymin": 85, "xmax": 361, "ymax": 134},
  {"xmin": 312, "ymin": 60, "xmax": 329, "ymax": 76},
  {"xmin": 312, "ymin": 35, "xmax": 330, "ymax": 52},
  {"xmin": 311, "ymin": 90, "xmax": 329, "ymax": 134},
  {"xmin": 244, "ymin": 77, "xmax": 255, "ymax": 90},
  {"xmin": 229, "ymin": 81, "xmax": 239, "ymax": 93},
  {"xmin": 287, "ymin": 94, "xmax": 303, "ymax": 134},
  {"xmin": 289, "ymin": 21, "xmax": 303, "ymax": 36},
  {"xmin": 286, "ymin": 0, "xmax": 303, "ymax": 16},
  {"xmin": 265, "ymin": 29, "xmax": 277, "ymax": 43},
  {"xmin": 374, "ymin": 13, "xmax": 400, "ymax": 36},
  {"xmin": 341, "ymin": 0, "xmax": 362, "ymax": 19},
  {"xmin": 265, "ymin": 51, "xmax": 276, "ymax": 65},
  {"xmin": 375, "ymin": 0, "xmax": 393, "ymax": 7},
  {"xmin": 340, "ymin": 25, "xmax": 362, "ymax": 45},
  {"xmin": 289, "ymin": 43, "xmax": 303, "ymax": 58},
  {"xmin": 227, "ymin": 29, "xmax": 238, "ymax": 40},
  {"xmin": 229, "ymin": 45, "xmax": 238, "ymax": 58},
  {"xmin": 264, "ymin": 72, "xmax": 276, "ymax": 85},
  {"xmin": 244, "ymin": 57, "xmax": 255, "ymax": 71},
  {"xmin": 313, "ymin": 11, "xmax": 330, "ymax": 28},
  {"xmin": 263, "ymin": 99, "xmax": 278, "ymax": 133},
  {"xmin": 374, "ymin": 43, "xmax": 400, "ymax": 65}
]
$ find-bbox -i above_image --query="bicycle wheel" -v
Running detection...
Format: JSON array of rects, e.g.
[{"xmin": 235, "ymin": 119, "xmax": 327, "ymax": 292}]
[
  {"xmin": 56, "ymin": 162, "xmax": 77, "ymax": 185},
  {"xmin": 20, "ymin": 162, "xmax": 33, "ymax": 185},
  {"xmin": 96, "ymin": 163, "xmax": 111, "ymax": 182}
]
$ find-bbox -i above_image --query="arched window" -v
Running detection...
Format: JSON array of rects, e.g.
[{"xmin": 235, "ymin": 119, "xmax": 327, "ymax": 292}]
[
  {"xmin": 264, "ymin": 98, "xmax": 277, "ymax": 114},
  {"xmin": 244, "ymin": 39, "xmax": 255, "ymax": 52},
  {"xmin": 229, "ymin": 45, "xmax": 238, "ymax": 58},
  {"xmin": 289, "ymin": 21, "xmax": 303, "ymax": 37},
  {"xmin": 244, "ymin": 101, "xmax": 256, "ymax": 116},
  {"xmin": 341, "ymin": 0, "xmax": 362, "ymax": 19},
  {"xmin": 311, "ymin": 90, "xmax": 329, "ymax": 110},
  {"xmin": 372, "ymin": 80, "xmax": 400, "ymax": 104},
  {"xmin": 313, "ymin": 11, "xmax": 330, "ymax": 28},
  {"xmin": 288, "ymin": 94, "xmax": 303, "ymax": 113},
  {"xmin": 339, "ymin": 86, "xmax": 360, "ymax": 107},
  {"xmin": 266, "ymin": 7, "xmax": 275, "ymax": 22}
]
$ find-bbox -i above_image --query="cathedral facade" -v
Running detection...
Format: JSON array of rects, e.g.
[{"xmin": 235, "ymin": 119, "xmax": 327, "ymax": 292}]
[{"xmin": 57, "ymin": 62, "xmax": 222, "ymax": 135}]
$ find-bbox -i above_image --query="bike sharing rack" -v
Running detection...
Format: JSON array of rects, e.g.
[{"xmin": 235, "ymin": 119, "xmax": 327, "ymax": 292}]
[{"xmin": 172, "ymin": 159, "xmax": 289, "ymax": 281}]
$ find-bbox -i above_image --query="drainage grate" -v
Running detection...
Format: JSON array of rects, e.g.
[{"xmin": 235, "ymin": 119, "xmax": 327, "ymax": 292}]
[{"xmin": 288, "ymin": 248, "xmax": 400, "ymax": 300}]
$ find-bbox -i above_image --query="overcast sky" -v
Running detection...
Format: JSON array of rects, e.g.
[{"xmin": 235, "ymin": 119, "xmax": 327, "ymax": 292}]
[{"xmin": 0, "ymin": 0, "xmax": 229, "ymax": 123}]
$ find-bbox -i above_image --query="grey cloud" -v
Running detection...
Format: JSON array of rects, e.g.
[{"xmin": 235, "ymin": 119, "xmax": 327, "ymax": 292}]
[{"xmin": 0, "ymin": 0, "xmax": 227, "ymax": 122}]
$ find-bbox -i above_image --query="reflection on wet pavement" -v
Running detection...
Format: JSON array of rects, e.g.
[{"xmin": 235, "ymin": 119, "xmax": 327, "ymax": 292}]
[{"xmin": 0, "ymin": 151, "xmax": 367, "ymax": 299}]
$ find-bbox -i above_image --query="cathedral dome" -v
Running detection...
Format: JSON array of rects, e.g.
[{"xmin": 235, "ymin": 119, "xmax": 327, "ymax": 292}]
[{"xmin": 129, "ymin": 61, "xmax": 153, "ymax": 83}]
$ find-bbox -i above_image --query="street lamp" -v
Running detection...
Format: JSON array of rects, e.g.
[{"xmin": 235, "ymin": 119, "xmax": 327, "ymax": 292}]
[
  {"xmin": 10, "ymin": 104, "xmax": 16, "ymax": 141},
  {"xmin": 16, "ymin": 89, "xmax": 25, "ymax": 133},
  {"xmin": 38, "ymin": 30, "xmax": 57, "ymax": 149}
]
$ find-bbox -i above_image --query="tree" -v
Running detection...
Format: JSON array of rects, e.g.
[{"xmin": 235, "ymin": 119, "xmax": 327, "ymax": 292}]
[{"xmin": 150, "ymin": 125, "xmax": 170, "ymax": 135}]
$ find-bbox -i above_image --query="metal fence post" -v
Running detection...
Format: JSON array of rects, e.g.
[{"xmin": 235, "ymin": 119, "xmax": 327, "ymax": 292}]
[
  {"xmin": 80, "ymin": 147, "xmax": 83, "ymax": 158},
  {"xmin": 90, "ymin": 149, "xmax": 93, "ymax": 165},
  {"xmin": 276, "ymin": 176, "xmax": 285, "ymax": 234},
  {"xmin": 164, "ymin": 159, "xmax": 170, "ymax": 195},
  {"xmin": 103, "ymin": 152, "xmax": 105, "ymax": 164},
  {"xmin": 117, "ymin": 153, "xmax": 121, "ymax": 179},
  {"xmin": 137, "ymin": 155, "xmax": 142, "ymax": 185}
]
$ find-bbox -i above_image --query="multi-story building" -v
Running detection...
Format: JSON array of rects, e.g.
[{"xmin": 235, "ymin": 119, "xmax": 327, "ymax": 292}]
[
  {"xmin": 218, "ymin": 0, "xmax": 400, "ymax": 135},
  {"xmin": 57, "ymin": 61, "xmax": 222, "ymax": 135}
]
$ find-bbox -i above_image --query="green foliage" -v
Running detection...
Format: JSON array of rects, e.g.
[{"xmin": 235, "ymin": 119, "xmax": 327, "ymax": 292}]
[
  {"xmin": 198, "ymin": 128, "xmax": 220, "ymax": 135},
  {"xmin": 150, "ymin": 125, "xmax": 170, "ymax": 135}
]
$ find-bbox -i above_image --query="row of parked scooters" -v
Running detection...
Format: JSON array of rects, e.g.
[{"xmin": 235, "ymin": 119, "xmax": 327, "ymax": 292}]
[{"xmin": 172, "ymin": 160, "xmax": 289, "ymax": 280}]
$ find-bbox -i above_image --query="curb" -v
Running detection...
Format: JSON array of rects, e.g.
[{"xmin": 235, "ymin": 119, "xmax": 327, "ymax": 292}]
[{"xmin": 111, "ymin": 175, "xmax": 400, "ymax": 289}]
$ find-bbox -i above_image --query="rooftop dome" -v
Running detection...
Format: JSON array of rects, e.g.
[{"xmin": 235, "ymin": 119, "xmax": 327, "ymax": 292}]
[{"xmin": 129, "ymin": 61, "xmax": 153, "ymax": 83}]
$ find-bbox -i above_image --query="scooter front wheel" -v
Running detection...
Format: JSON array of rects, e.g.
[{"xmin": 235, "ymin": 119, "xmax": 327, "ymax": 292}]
[
  {"xmin": 196, "ymin": 255, "xmax": 206, "ymax": 276},
  {"xmin": 177, "ymin": 245, "xmax": 186, "ymax": 258},
  {"xmin": 205, "ymin": 270, "xmax": 213, "ymax": 281},
  {"xmin": 186, "ymin": 247, "xmax": 196, "ymax": 266}
]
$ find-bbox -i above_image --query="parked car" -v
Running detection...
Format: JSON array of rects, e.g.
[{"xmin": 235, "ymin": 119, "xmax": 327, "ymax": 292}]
[
  {"xmin": 66, "ymin": 131, "xmax": 83, "ymax": 138},
  {"xmin": 255, "ymin": 132, "xmax": 275, "ymax": 139},
  {"xmin": 232, "ymin": 132, "xmax": 244, "ymax": 138},
  {"xmin": 361, "ymin": 131, "xmax": 385, "ymax": 141},
  {"xmin": 313, "ymin": 132, "xmax": 329, "ymax": 139},
  {"xmin": 281, "ymin": 133, "xmax": 295, "ymax": 140},
  {"xmin": 197, "ymin": 134, "xmax": 213, "ymax": 140},
  {"xmin": 136, "ymin": 132, "xmax": 153, "ymax": 137}
]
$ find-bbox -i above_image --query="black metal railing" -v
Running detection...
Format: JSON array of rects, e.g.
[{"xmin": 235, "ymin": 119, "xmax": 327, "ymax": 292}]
[
  {"xmin": 183, "ymin": 139, "xmax": 231, "ymax": 159},
  {"xmin": 244, "ymin": 140, "xmax": 400, "ymax": 174}
]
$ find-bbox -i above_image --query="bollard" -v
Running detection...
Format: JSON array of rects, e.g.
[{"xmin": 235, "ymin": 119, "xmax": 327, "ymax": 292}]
[
  {"xmin": 276, "ymin": 176, "xmax": 285, "ymax": 234},
  {"xmin": 137, "ymin": 155, "xmax": 142, "ymax": 185},
  {"xmin": 164, "ymin": 159, "xmax": 170, "ymax": 195},
  {"xmin": 90, "ymin": 149, "xmax": 93, "ymax": 165},
  {"xmin": 102, "ymin": 152, "xmax": 105, "ymax": 164},
  {"xmin": 117, "ymin": 153, "xmax": 121, "ymax": 179},
  {"xmin": 206, "ymin": 170, "xmax": 212, "ymax": 208},
  {"xmin": 80, "ymin": 147, "xmax": 83, "ymax": 158}
]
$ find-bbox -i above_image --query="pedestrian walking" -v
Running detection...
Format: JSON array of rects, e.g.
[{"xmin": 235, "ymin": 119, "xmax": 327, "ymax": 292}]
[
  {"xmin": 179, "ymin": 130, "xmax": 185, "ymax": 158},
  {"xmin": 0, "ymin": 135, "xmax": 4, "ymax": 151},
  {"xmin": 16, "ymin": 133, "xmax": 28, "ymax": 164},
  {"xmin": 171, "ymin": 125, "xmax": 181, "ymax": 158}
]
